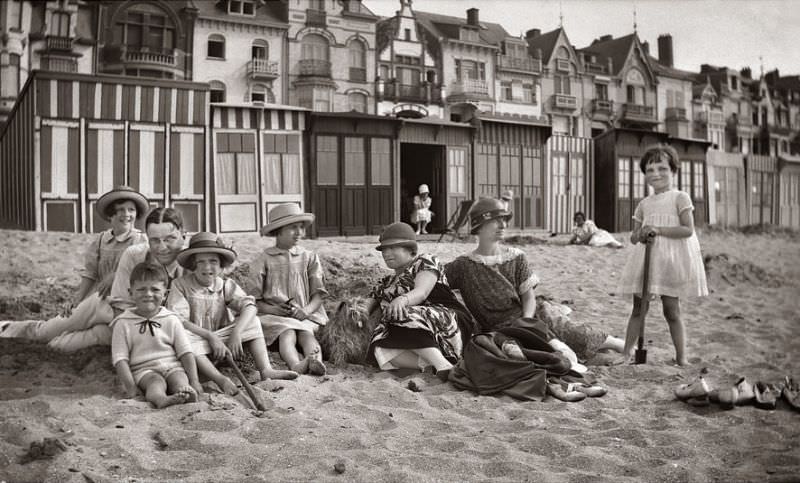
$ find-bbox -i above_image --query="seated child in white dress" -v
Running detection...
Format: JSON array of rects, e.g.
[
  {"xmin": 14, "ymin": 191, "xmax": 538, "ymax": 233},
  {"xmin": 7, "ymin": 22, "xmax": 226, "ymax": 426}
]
[
  {"xmin": 110, "ymin": 263, "xmax": 202, "ymax": 409},
  {"xmin": 167, "ymin": 232, "xmax": 297, "ymax": 394}
]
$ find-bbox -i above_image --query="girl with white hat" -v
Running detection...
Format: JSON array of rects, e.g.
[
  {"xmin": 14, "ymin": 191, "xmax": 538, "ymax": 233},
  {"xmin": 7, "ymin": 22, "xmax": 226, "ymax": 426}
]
[{"xmin": 411, "ymin": 184, "xmax": 433, "ymax": 235}]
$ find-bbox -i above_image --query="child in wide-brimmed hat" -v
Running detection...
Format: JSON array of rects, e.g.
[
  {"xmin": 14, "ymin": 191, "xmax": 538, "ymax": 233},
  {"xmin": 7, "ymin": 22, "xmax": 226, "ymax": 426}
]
[
  {"xmin": 167, "ymin": 232, "xmax": 298, "ymax": 388},
  {"xmin": 255, "ymin": 204, "xmax": 329, "ymax": 376},
  {"xmin": 74, "ymin": 186, "xmax": 149, "ymax": 305}
]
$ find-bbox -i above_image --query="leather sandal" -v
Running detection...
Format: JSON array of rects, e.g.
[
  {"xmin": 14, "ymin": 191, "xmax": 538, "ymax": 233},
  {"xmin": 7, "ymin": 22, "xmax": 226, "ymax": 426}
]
[
  {"xmin": 783, "ymin": 376, "xmax": 800, "ymax": 412},
  {"xmin": 734, "ymin": 377, "xmax": 755, "ymax": 405},
  {"xmin": 753, "ymin": 381, "xmax": 779, "ymax": 410},
  {"xmin": 547, "ymin": 381, "xmax": 586, "ymax": 402}
]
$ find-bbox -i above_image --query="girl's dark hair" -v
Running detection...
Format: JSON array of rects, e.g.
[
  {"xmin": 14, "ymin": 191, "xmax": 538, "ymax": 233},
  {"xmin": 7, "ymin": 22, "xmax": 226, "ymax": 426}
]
[
  {"xmin": 145, "ymin": 207, "xmax": 184, "ymax": 231},
  {"xmin": 106, "ymin": 199, "xmax": 138, "ymax": 219},
  {"xmin": 129, "ymin": 262, "xmax": 169, "ymax": 287},
  {"xmin": 573, "ymin": 211, "xmax": 586, "ymax": 221},
  {"xmin": 640, "ymin": 144, "xmax": 679, "ymax": 173},
  {"xmin": 186, "ymin": 252, "xmax": 231, "ymax": 271}
]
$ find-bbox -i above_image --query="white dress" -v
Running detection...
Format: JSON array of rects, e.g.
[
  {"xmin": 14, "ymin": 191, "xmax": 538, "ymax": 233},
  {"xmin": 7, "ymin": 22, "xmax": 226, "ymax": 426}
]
[
  {"xmin": 618, "ymin": 190, "xmax": 708, "ymax": 298},
  {"xmin": 572, "ymin": 220, "xmax": 621, "ymax": 247}
]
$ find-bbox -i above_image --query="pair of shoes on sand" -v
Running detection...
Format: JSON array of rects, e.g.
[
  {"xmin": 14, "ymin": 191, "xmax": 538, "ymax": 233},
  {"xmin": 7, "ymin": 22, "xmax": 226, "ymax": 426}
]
[
  {"xmin": 547, "ymin": 379, "xmax": 607, "ymax": 402},
  {"xmin": 676, "ymin": 376, "xmax": 798, "ymax": 411}
]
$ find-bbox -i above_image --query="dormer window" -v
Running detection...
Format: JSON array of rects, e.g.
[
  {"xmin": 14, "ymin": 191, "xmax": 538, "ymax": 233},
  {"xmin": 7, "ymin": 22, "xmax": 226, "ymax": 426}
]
[
  {"xmin": 228, "ymin": 0, "xmax": 255, "ymax": 16},
  {"xmin": 460, "ymin": 27, "xmax": 479, "ymax": 42},
  {"xmin": 51, "ymin": 10, "xmax": 71, "ymax": 37}
]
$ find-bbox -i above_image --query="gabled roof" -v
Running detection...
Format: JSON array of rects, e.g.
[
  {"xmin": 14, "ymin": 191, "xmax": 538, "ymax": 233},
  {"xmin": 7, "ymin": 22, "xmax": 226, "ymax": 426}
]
[
  {"xmin": 414, "ymin": 10, "xmax": 509, "ymax": 47},
  {"xmin": 692, "ymin": 77, "xmax": 717, "ymax": 99},
  {"xmin": 578, "ymin": 33, "xmax": 638, "ymax": 77},
  {"xmin": 773, "ymin": 75, "xmax": 800, "ymax": 92},
  {"xmin": 525, "ymin": 28, "xmax": 563, "ymax": 64}
]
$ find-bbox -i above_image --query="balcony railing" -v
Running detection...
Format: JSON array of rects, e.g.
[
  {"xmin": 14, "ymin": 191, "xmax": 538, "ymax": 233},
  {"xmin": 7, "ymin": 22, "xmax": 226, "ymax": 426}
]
[
  {"xmin": 496, "ymin": 54, "xmax": 541, "ymax": 74},
  {"xmin": 247, "ymin": 59, "xmax": 279, "ymax": 79},
  {"xmin": 41, "ymin": 56, "xmax": 78, "ymax": 73},
  {"xmin": 622, "ymin": 103, "xmax": 655, "ymax": 120},
  {"xmin": 349, "ymin": 67, "xmax": 367, "ymax": 82},
  {"xmin": 380, "ymin": 82, "xmax": 442, "ymax": 103},
  {"xmin": 449, "ymin": 79, "xmax": 489, "ymax": 97},
  {"xmin": 584, "ymin": 62, "xmax": 607, "ymax": 75},
  {"xmin": 694, "ymin": 110, "xmax": 725, "ymax": 124},
  {"xmin": 665, "ymin": 107, "xmax": 687, "ymax": 120},
  {"xmin": 123, "ymin": 48, "xmax": 177, "ymax": 67},
  {"xmin": 552, "ymin": 94, "xmax": 577, "ymax": 109},
  {"xmin": 306, "ymin": 8, "xmax": 326, "ymax": 27},
  {"xmin": 592, "ymin": 99, "xmax": 613, "ymax": 114},
  {"xmin": 555, "ymin": 58, "xmax": 570, "ymax": 72},
  {"xmin": 46, "ymin": 35, "xmax": 73, "ymax": 51},
  {"xmin": 298, "ymin": 59, "xmax": 331, "ymax": 77}
]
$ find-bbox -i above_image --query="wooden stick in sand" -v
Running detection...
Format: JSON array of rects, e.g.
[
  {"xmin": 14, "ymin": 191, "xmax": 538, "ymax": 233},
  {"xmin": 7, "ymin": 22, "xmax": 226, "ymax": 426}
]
[
  {"xmin": 635, "ymin": 232, "xmax": 656, "ymax": 364},
  {"xmin": 225, "ymin": 353, "xmax": 269, "ymax": 411}
]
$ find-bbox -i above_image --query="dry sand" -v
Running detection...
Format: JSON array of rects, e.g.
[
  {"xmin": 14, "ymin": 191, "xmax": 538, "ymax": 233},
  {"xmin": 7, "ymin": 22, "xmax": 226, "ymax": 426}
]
[{"xmin": 0, "ymin": 228, "xmax": 798, "ymax": 482}]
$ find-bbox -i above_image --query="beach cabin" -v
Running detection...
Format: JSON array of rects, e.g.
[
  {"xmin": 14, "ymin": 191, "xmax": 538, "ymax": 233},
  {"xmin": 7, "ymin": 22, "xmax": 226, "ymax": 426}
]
[
  {"xmin": 209, "ymin": 104, "xmax": 308, "ymax": 234},
  {"xmin": 306, "ymin": 112, "xmax": 400, "ymax": 237},
  {"xmin": 671, "ymin": 137, "xmax": 711, "ymax": 226},
  {"xmin": 745, "ymin": 155, "xmax": 778, "ymax": 226},
  {"xmin": 777, "ymin": 154, "xmax": 800, "ymax": 228},
  {"xmin": 398, "ymin": 117, "xmax": 474, "ymax": 233},
  {"xmin": 0, "ymin": 71, "xmax": 209, "ymax": 233},
  {"xmin": 707, "ymin": 151, "xmax": 746, "ymax": 227},
  {"xmin": 545, "ymin": 134, "xmax": 594, "ymax": 233}
]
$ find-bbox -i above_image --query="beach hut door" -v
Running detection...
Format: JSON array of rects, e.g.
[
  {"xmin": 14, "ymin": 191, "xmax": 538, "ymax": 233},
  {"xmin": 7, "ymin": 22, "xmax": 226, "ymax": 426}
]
[{"xmin": 214, "ymin": 132, "xmax": 260, "ymax": 233}]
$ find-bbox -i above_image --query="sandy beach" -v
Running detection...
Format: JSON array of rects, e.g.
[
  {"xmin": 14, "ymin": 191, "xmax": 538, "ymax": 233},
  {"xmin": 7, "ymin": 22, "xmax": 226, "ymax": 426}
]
[{"xmin": 0, "ymin": 227, "xmax": 798, "ymax": 482}]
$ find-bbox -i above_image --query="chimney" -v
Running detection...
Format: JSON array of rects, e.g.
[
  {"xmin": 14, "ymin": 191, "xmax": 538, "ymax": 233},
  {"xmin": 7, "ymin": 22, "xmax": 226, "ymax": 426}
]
[
  {"xmin": 467, "ymin": 8, "xmax": 479, "ymax": 26},
  {"xmin": 642, "ymin": 41, "xmax": 649, "ymax": 55},
  {"xmin": 657, "ymin": 34, "xmax": 673, "ymax": 68},
  {"xmin": 526, "ymin": 28, "xmax": 541, "ymax": 40},
  {"xmin": 599, "ymin": 34, "xmax": 613, "ymax": 42},
  {"xmin": 741, "ymin": 67, "xmax": 752, "ymax": 79}
]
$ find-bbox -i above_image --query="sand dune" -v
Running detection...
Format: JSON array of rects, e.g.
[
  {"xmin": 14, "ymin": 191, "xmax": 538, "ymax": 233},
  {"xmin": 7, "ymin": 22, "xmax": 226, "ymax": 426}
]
[{"xmin": 1, "ymin": 228, "xmax": 798, "ymax": 482}]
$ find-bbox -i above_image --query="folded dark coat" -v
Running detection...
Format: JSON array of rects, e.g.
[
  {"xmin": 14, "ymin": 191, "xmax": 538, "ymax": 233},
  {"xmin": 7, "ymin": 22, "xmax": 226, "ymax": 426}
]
[{"xmin": 450, "ymin": 317, "xmax": 581, "ymax": 401}]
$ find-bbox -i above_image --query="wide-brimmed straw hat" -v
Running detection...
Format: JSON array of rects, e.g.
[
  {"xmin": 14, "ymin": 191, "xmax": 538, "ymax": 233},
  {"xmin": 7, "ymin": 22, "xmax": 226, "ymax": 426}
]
[
  {"xmin": 261, "ymin": 203, "xmax": 315, "ymax": 236},
  {"xmin": 501, "ymin": 189, "xmax": 514, "ymax": 201},
  {"xmin": 418, "ymin": 184, "xmax": 430, "ymax": 194},
  {"xmin": 96, "ymin": 185, "xmax": 149, "ymax": 221},
  {"xmin": 177, "ymin": 232, "xmax": 236, "ymax": 268},
  {"xmin": 375, "ymin": 222, "xmax": 418, "ymax": 252},
  {"xmin": 469, "ymin": 197, "xmax": 512, "ymax": 234}
]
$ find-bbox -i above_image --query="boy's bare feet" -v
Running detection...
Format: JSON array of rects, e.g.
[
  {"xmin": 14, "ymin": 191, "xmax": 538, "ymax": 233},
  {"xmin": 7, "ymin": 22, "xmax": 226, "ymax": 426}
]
[
  {"xmin": 155, "ymin": 392, "xmax": 189, "ymax": 409},
  {"xmin": 308, "ymin": 357, "xmax": 327, "ymax": 376},
  {"xmin": 177, "ymin": 386, "xmax": 199, "ymax": 403},
  {"xmin": 262, "ymin": 368, "xmax": 299, "ymax": 380}
]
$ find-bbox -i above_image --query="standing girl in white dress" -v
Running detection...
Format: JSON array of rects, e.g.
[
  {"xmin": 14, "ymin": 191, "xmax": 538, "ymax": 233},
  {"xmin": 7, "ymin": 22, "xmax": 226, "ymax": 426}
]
[{"xmin": 618, "ymin": 145, "xmax": 708, "ymax": 366}]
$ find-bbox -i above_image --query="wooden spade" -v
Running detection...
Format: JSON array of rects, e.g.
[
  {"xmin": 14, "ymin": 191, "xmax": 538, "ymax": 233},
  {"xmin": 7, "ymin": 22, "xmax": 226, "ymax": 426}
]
[
  {"xmin": 225, "ymin": 353, "xmax": 269, "ymax": 411},
  {"xmin": 635, "ymin": 233, "xmax": 656, "ymax": 364}
]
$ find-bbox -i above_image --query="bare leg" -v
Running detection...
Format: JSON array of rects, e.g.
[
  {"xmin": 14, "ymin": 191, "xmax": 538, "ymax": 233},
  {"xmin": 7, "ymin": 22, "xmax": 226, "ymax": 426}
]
[
  {"xmin": 420, "ymin": 221, "xmax": 429, "ymax": 234},
  {"xmin": 278, "ymin": 330, "xmax": 307, "ymax": 374},
  {"xmin": 139, "ymin": 373, "xmax": 188, "ymax": 409},
  {"xmin": 246, "ymin": 338, "xmax": 297, "ymax": 380},
  {"xmin": 662, "ymin": 296, "xmax": 687, "ymax": 366},
  {"xmin": 621, "ymin": 296, "xmax": 645, "ymax": 362},
  {"xmin": 298, "ymin": 331, "xmax": 326, "ymax": 376},
  {"xmin": 165, "ymin": 370, "xmax": 198, "ymax": 403},
  {"xmin": 415, "ymin": 222, "xmax": 422, "ymax": 234},
  {"xmin": 598, "ymin": 335, "xmax": 625, "ymax": 353},
  {"xmin": 386, "ymin": 350, "xmax": 423, "ymax": 369},
  {"xmin": 195, "ymin": 355, "xmax": 239, "ymax": 395}
]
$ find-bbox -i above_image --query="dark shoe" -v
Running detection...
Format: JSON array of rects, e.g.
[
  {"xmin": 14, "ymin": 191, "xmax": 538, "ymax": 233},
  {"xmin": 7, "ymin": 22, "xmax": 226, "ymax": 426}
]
[
  {"xmin": 783, "ymin": 376, "xmax": 800, "ymax": 412},
  {"xmin": 435, "ymin": 368, "xmax": 452, "ymax": 383},
  {"xmin": 753, "ymin": 381, "xmax": 779, "ymax": 410}
]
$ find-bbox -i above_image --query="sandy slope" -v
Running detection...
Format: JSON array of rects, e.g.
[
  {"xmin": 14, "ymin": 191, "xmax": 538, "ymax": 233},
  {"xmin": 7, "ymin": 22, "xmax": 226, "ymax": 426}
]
[{"xmin": 0, "ymin": 228, "xmax": 798, "ymax": 482}]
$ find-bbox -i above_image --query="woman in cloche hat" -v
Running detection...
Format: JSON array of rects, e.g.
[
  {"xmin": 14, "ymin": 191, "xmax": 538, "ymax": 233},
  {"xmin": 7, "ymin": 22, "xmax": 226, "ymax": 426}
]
[
  {"xmin": 444, "ymin": 198, "xmax": 625, "ymax": 368},
  {"xmin": 362, "ymin": 222, "xmax": 474, "ymax": 381}
]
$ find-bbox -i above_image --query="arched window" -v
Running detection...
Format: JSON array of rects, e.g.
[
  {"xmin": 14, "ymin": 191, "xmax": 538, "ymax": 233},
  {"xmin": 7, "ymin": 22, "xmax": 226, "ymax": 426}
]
[
  {"xmin": 251, "ymin": 84, "xmax": 274, "ymax": 104},
  {"xmin": 252, "ymin": 39, "xmax": 268, "ymax": 60},
  {"xmin": 348, "ymin": 92, "xmax": 367, "ymax": 113},
  {"xmin": 556, "ymin": 46, "xmax": 570, "ymax": 59},
  {"xmin": 116, "ymin": 3, "xmax": 175, "ymax": 53},
  {"xmin": 348, "ymin": 38, "xmax": 366, "ymax": 82},
  {"xmin": 301, "ymin": 33, "xmax": 329, "ymax": 61},
  {"xmin": 209, "ymin": 80, "xmax": 226, "ymax": 103},
  {"xmin": 208, "ymin": 34, "xmax": 225, "ymax": 59}
]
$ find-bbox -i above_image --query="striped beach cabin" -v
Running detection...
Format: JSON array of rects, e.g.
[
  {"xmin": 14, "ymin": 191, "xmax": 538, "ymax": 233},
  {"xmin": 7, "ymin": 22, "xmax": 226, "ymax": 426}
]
[
  {"xmin": 210, "ymin": 104, "xmax": 308, "ymax": 234},
  {"xmin": 545, "ymin": 135, "xmax": 594, "ymax": 234},
  {"xmin": 746, "ymin": 155, "xmax": 778, "ymax": 226},
  {"xmin": 0, "ymin": 71, "xmax": 209, "ymax": 233},
  {"xmin": 778, "ymin": 154, "xmax": 800, "ymax": 228}
]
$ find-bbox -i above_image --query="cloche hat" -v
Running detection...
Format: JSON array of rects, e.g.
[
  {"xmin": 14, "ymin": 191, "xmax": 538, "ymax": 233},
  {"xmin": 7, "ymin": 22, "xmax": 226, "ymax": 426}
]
[
  {"xmin": 261, "ymin": 203, "xmax": 315, "ymax": 236},
  {"xmin": 177, "ymin": 232, "xmax": 236, "ymax": 268},
  {"xmin": 418, "ymin": 184, "xmax": 430, "ymax": 194},
  {"xmin": 501, "ymin": 189, "xmax": 514, "ymax": 201},
  {"xmin": 96, "ymin": 185, "xmax": 150, "ymax": 221},
  {"xmin": 375, "ymin": 222, "xmax": 418, "ymax": 252},
  {"xmin": 469, "ymin": 197, "xmax": 512, "ymax": 235}
]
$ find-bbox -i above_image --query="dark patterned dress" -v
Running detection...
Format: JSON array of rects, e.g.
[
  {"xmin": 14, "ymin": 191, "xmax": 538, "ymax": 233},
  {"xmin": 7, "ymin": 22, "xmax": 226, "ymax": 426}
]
[{"xmin": 368, "ymin": 254, "xmax": 462, "ymax": 369}]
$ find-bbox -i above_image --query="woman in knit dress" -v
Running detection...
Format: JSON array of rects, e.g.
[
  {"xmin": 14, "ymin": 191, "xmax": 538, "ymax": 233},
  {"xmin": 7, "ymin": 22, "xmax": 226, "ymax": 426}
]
[{"xmin": 445, "ymin": 198, "xmax": 624, "ymax": 361}]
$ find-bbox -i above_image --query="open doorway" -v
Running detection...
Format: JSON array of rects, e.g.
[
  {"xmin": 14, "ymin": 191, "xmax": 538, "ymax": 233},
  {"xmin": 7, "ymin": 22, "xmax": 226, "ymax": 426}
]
[{"xmin": 400, "ymin": 143, "xmax": 446, "ymax": 233}]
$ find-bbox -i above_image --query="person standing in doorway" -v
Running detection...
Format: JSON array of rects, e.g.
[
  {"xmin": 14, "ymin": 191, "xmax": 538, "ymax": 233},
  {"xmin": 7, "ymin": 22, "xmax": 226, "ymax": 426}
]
[{"xmin": 411, "ymin": 184, "xmax": 433, "ymax": 234}]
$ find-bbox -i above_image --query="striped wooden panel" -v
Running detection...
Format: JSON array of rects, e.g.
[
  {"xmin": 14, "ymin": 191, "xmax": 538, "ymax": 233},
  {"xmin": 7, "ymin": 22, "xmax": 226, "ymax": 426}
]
[{"xmin": 749, "ymin": 154, "xmax": 777, "ymax": 173}]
